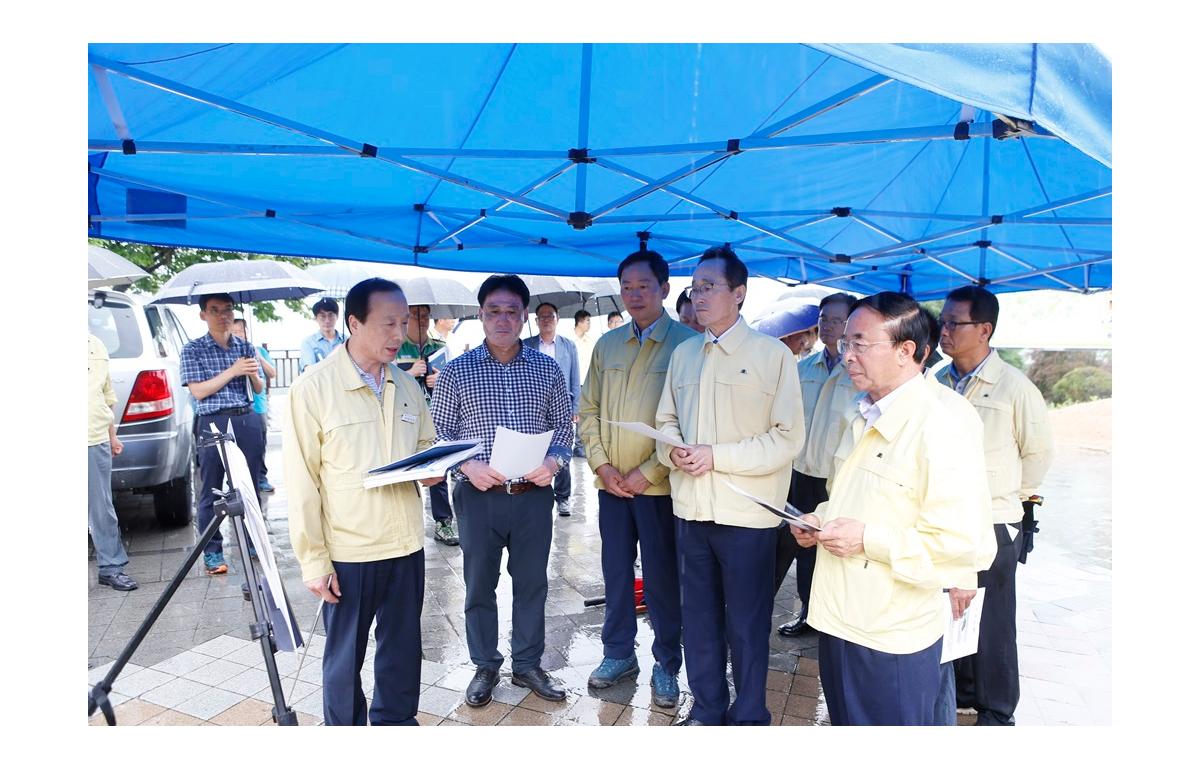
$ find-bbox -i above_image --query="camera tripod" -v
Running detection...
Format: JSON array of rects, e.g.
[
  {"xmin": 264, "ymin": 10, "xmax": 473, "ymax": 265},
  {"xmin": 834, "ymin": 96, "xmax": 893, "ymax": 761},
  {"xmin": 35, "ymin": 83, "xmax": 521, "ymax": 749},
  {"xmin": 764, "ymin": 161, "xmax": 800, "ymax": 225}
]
[{"xmin": 88, "ymin": 431, "xmax": 299, "ymax": 726}]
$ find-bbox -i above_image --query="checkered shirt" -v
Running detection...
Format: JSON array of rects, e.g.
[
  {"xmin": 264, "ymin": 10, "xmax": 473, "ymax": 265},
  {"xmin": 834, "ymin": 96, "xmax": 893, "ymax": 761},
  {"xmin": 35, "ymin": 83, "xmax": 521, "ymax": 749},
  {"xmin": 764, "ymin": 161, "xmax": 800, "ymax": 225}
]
[
  {"xmin": 179, "ymin": 333, "xmax": 256, "ymax": 415},
  {"xmin": 430, "ymin": 342, "xmax": 573, "ymax": 478}
]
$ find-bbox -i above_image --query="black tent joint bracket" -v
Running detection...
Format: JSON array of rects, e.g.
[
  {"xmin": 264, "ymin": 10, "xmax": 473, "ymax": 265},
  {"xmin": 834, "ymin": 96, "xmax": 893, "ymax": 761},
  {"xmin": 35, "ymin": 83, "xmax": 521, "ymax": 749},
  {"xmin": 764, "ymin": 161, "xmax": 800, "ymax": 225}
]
[
  {"xmin": 121, "ymin": 140, "xmax": 136, "ymax": 155},
  {"xmin": 568, "ymin": 148, "xmax": 595, "ymax": 163},
  {"xmin": 953, "ymin": 122, "xmax": 971, "ymax": 141},
  {"xmin": 977, "ymin": 278, "xmax": 991, "ymax": 286},
  {"xmin": 726, "ymin": 211, "xmax": 739, "ymax": 221},
  {"xmin": 637, "ymin": 231, "xmax": 650, "ymax": 252},
  {"xmin": 457, "ymin": 243, "xmax": 464, "ymax": 251},
  {"xmin": 539, "ymin": 237, "xmax": 548, "ymax": 245},
  {"xmin": 992, "ymin": 115, "xmax": 1037, "ymax": 140},
  {"xmin": 412, "ymin": 203, "xmax": 426, "ymax": 212},
  {"xmin": 974, "ymin": 239, "xmax": 991, "ymax": 248},
  {"xmin": 831, "ymin": 254, "xmax": 852, "ymax": 264},
  {"xmin": 413, "ymin": 245, "xmax": 429, "ymax": 254},
  {"xmin": 990, "ymin": 215, "xmax": 1004, "ymax": 225},
  {"xmin": 831, "ymin": 207, "xmax": 851, "ymax": 217},
  {"xmin": 360, "ymin": 143, "xmax": 378, "ymax": 158},
  {"xmin": 726, "ymin": 138, "xmax": 742, "ymax": 154},
  {"xmin": 568, "ymin": 211, "xmax": 593, "ymax": 230}
]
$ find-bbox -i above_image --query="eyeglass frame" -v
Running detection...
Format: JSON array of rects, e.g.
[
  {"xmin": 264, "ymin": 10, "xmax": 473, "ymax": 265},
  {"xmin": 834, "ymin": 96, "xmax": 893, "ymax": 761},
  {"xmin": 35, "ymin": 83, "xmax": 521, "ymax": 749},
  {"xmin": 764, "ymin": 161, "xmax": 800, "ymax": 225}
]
[
  {"xmin": 687, "ymin": 280, "xmax": 732, "ymax": 297},
  {"xmin": 938, "ymin": 318, "xmax": 986, "ymax": 331},
  {"xmin": 837, "ymin": 336, "xmax": 898, "ymax": 356}
]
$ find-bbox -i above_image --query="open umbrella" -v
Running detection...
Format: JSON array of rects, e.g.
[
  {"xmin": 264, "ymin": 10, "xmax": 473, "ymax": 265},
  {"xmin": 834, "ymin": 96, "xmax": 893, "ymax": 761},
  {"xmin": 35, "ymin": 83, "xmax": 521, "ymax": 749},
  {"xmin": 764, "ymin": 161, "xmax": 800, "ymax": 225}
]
[
  {"xmin": 149, "ymin": 259, "xmax": 324, "ymax": 305},
  {"xmin": 562, "ymin": 277, "xmax": 624, "ymax": 317},
  {"xmin": 89, "ymin": 244, "xmax": 149, "ymax": 289},
  {"xmin": 518, "ymin": 275, "xmax": 595, "ymax": 312},
  {"xmin": 752, "ymin": 299, "xmax": 821, "ymax": 340}
]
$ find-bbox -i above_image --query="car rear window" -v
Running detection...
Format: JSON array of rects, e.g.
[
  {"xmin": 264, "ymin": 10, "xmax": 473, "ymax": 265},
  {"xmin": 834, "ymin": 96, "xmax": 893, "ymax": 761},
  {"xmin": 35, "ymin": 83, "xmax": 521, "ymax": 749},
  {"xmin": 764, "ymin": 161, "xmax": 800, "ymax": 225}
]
[{"xmin": 89, "ymin": 299, "xmax": 143, "ymax": 359}]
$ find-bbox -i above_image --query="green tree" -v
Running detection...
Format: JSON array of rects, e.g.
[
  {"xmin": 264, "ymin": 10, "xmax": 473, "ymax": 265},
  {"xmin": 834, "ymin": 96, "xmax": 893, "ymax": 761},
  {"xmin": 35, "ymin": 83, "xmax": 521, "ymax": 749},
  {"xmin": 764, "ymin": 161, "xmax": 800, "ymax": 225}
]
[
  {"xmin": 91, "ymin": 239, "xmax": 327, "ymax": 322},
  {"xmin": 997, "ymin": 348, "xmax": 1026, "ymax": 370},
  {"xmin": 1051, "ymin": 366, "xmax": 1112, "ymax": 405},
  {"xmin": 1026, "ymin": 350, "xmax": 1108, "ymax": 401}
]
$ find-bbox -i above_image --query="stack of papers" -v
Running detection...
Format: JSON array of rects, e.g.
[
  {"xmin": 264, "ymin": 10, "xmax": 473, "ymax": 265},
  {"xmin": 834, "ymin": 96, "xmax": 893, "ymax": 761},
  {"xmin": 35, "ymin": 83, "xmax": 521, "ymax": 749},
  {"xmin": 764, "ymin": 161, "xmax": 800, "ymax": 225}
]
[
  {"xmin": 722, "ymin": 480, "xmax": 822, "ymax": 531},
  {"xmin": 940, "ymin": 588, "xmax": 987, "ymax": 663},
  {"xmin": 364, "ymin": 440, "xmax": 482, "ymax": 489}
]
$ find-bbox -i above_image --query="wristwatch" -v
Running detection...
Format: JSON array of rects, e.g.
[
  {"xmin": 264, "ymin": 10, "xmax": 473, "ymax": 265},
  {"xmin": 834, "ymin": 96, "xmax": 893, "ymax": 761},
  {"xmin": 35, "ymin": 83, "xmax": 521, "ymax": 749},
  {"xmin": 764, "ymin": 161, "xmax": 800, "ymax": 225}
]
[{"xmin": 551, "ymin": 454, "xmax": 568, "ymax": 473}]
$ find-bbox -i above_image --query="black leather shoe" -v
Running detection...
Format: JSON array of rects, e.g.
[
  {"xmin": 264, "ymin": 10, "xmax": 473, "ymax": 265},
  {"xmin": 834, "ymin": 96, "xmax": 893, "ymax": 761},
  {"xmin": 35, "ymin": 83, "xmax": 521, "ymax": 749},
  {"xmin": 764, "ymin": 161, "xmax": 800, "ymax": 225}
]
[
  {"xmin": 777, "ymin": 617, "xmax": 814, "ymax": 637},
  {"xmin": 465, "ymin": 667, "xmax": 499, "ymax": 707},
  {"xmin": 98, "ymin": 572, "xmax": 138, "ymax": 591},
  {"xmin": 512, "ymin": 666, "xmax": 566, "ymax": 701},
  {"xmin": 675, "ymin": 717, "xmax": 705, "ymax": 726}
]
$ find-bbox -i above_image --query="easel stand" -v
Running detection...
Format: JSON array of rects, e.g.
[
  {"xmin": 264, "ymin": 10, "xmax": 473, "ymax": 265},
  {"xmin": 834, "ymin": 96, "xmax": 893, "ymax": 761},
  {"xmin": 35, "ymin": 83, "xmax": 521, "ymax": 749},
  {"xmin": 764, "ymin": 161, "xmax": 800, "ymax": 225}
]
[{"xmin": 88, "ymin": 432, "xmax": 299, "ymax": 726}]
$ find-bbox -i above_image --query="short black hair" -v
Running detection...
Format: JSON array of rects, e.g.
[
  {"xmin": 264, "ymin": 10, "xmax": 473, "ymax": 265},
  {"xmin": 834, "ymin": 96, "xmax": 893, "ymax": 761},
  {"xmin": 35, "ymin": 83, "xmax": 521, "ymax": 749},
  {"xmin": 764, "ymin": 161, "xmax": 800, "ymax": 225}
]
[
  {"xmin": 535, "ymin": 302, "xmax": 558, "ymax": 316},
  {"xmin": 946, "ymin": 285, "xmax": 999, "ymax": 340},
  {"xmin": 849, "ymin": 291, "xmax": 925, "ymax": 364},
  {"xmin": 574, "ymin": 310, "xmax": 591, "ymax": 325},
  {"xmin": 617, "ymin": 249, "xmax": 670, "ymax": 284},
  {"xmin": 608, "ymin": 311, "xmax": 623, "ymax": 321},
  {"xmin": 917, "ymin": 305, "xmax": 940, "ymax": 366},
  {"xmin": 232, "ymin": 318, "xmax": 247, "ymax": 329},
  {"xmin": 199, "ymin": 293, "xmax": 235, "ymax": 311},
  {"xmin": 477, "ymin": 274, "xmax": 530, "ymax": 308},
  {"xmin": 819, "ymin": 292, "xmax": 855, "ymax": 312},
  {"xmin": 345, "ymin": 278, "xmax": 403, "ymax": 327},
  {"xmin": 675, "ymin": 290, "xmax": 692, "ymax": 313},
  {"xmin": 311, "ymin": 297, "xmax": 339, "ymax": 315}
]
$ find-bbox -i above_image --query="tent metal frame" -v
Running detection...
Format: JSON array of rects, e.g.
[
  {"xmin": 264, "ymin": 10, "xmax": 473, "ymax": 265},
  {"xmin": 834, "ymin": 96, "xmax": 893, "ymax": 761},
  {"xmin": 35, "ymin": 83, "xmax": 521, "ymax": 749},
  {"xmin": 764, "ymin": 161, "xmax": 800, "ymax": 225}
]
[{"xmin": 88, "ymin": 49, "xmax": 1109, "ymax": 292}]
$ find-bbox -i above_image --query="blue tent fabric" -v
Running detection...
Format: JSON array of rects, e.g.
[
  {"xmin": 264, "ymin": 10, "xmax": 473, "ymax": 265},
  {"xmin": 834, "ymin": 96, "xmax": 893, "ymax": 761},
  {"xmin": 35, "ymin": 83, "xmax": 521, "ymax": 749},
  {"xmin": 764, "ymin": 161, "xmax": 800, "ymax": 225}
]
[{"xmin": 88, "ymin": 43, "xmax": 1111, "ymax": 299}]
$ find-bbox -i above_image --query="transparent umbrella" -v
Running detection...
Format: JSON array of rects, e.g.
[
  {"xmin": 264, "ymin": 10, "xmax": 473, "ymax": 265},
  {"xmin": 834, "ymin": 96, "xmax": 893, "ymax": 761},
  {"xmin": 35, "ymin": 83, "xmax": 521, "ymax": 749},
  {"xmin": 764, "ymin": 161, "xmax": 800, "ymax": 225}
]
[
  {"xmin": 149, "ymin": 259, "xmax": 325, "ymax": 305},
  {"xmin": 88, "ymin": 244, "xmax": 150, "ymax": 289}
]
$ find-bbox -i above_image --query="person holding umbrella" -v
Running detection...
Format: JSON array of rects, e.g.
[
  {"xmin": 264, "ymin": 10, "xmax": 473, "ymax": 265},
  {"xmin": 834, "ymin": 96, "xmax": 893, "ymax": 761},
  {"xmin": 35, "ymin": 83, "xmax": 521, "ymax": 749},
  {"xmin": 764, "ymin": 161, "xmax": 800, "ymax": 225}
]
[
  {"xmin": 179, "ymin": 293, "xmax": 267, "ymax": 575},
  {"xmin": 396, "ymin": 304, "xmax": 458, "ymax": 546}
]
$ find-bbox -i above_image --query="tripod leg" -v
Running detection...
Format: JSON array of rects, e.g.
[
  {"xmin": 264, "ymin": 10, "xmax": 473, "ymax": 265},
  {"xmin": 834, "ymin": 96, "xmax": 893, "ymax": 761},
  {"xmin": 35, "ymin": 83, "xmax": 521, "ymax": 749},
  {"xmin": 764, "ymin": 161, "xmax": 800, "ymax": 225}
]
[
  {"xmin": 228, "ymin": 513, "xmax": 299, "ymax": 726},
  {"xmin": 88, "ymin": 505, "xmax": 225, "ymax": 724}
]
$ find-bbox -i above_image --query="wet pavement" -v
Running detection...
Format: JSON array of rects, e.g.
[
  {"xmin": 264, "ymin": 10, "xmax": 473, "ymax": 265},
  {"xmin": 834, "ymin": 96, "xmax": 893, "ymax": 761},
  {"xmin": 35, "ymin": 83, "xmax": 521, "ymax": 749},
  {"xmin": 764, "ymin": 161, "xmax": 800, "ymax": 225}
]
[{"xmin": 87, "ymin": 393, "xmax": 1110, "ymax": 726}]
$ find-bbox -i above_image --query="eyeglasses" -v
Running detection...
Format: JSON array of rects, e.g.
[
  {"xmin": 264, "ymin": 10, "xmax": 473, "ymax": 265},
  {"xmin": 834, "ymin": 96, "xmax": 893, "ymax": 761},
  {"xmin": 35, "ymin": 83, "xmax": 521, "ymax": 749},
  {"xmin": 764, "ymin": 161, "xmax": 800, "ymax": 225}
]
[
  {"xmin": 688, "ymin": 280, "xmax": 731, "ymax": 297},
  {"xmin": 818, "ymin": 314, "xmax": 848, "ymax": 326},
  {"xmin": 837, "ymin": 337, "xmax": 896, "ymax": 356},
  {"xmin": 938, "ymin": 318, "xmax": 984, "ymax": 331},
  {"xmin": 206, "ymin": 307, "xmax": 236, "ymax": 317}
]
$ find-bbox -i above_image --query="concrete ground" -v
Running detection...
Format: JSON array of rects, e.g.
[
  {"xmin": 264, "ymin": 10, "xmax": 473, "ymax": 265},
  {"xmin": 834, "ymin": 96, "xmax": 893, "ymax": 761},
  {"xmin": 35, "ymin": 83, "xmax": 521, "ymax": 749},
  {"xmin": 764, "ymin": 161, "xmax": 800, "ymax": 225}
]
[{"xmin": 87, "ymin": 395, "xmax": 1111, "ymax": 726}]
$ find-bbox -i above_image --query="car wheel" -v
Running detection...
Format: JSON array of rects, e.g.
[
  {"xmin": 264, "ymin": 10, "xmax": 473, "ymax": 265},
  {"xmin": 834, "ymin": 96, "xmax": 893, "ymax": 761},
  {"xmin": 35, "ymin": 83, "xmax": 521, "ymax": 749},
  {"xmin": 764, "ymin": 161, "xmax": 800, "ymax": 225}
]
[{"xmin": 153, "ymin": 467, "xmax": 195, "ymax": 528}]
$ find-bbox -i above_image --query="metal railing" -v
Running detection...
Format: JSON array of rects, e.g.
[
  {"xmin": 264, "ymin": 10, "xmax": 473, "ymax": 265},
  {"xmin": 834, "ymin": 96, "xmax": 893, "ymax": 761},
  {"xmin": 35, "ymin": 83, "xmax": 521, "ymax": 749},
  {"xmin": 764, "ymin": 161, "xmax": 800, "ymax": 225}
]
[{"xmin": 263, "ymin": 347, "xmax": 302, "ymax": 390}]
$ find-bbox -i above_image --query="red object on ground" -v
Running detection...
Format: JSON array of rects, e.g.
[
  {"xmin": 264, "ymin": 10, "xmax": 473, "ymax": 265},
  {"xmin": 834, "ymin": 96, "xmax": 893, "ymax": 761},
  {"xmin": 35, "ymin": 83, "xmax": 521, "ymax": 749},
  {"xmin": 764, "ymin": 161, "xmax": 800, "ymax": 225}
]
[{"xmin": 634, "ymin": 577, "xmax": 647, "ymax": 614}]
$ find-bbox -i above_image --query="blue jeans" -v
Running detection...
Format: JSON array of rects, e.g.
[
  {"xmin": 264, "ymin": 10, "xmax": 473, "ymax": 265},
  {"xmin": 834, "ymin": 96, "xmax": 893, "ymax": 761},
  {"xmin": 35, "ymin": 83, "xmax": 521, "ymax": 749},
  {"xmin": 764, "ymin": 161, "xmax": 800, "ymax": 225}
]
[
  {"xmin": 88, "ymin": 442, "xmax": 130, "ymax": 577},
  {"xmin": 196, "ymin": 410, "xmax": 266, "ymax": 555}
]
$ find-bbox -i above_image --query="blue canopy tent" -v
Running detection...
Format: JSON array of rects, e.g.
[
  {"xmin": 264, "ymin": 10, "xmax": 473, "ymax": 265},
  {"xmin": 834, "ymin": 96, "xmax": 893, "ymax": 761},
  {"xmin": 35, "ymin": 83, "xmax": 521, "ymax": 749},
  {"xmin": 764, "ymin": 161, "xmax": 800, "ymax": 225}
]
[{"xmin": 88, "ymin": 44, "xmax": 1111, "ymax": 300}]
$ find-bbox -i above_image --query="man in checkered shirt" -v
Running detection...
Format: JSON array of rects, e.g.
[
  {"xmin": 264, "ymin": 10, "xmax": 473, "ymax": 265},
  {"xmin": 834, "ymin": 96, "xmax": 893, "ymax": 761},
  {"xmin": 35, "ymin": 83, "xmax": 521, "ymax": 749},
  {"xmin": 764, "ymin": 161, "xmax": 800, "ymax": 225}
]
[
  {"xmin": 179, "ymin": 292, "xmax": 267, "ymax": 576},
  {"xmin": 430, "ymin": 274, "xmax": 574, "ymax": 708}
]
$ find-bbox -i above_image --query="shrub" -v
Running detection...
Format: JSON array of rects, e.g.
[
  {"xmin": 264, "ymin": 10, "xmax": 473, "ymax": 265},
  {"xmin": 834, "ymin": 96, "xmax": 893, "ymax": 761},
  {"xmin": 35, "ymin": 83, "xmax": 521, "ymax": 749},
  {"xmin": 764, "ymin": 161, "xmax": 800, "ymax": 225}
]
[
  {"xmin": 1027, "ymin": 350, "xmax": 1107, "ymax": 401},
  {"xmin": 1051, "ymin": 366, "xmax": 1112, "ymax": 405}
]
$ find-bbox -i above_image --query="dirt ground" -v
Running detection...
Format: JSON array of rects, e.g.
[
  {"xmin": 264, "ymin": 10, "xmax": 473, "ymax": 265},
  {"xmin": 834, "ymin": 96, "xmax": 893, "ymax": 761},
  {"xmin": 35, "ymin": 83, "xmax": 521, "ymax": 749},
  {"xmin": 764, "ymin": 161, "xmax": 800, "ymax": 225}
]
[{"xmin": 1048, "ymin": 398, "xmax": 1111, "ymax": 452}]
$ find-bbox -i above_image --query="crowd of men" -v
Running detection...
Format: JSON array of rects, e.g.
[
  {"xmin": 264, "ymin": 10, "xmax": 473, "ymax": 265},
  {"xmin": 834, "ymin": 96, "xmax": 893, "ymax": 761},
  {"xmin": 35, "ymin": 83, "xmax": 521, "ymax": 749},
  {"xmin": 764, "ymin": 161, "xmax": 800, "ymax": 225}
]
[{"xmin": 87, "ymin": 244, "xmax": 1053, "ymax": 727}]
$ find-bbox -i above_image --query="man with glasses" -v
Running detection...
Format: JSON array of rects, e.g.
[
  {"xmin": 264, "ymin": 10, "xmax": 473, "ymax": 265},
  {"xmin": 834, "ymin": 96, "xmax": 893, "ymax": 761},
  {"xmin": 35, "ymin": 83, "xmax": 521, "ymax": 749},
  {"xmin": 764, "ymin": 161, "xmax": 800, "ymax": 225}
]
[
  {"xmin": 936, "ymin": 286, "xmax": 1054, "ymax": 726},
  {"xmin": 179, "ymin": 293, "xmax": 266, "ymax": 576},
  {"xmin": 656, "ymin": 245, "xmax": 804, "ymax": 726},
  {"xmin": 300, "ymin": 297, "xmax": 345, "ymax": 372},
  {"xmin": 775, "ymin": 292, "xmax": 857, "ymax": 638},
  {"xmin": 789, "ymin": 292, "xmax": 987, "ymax": 725},
  {"xmin": 284, "ymin": 279, "xmax": 438, "ymax": 726},
  {"xmin": 430, "ymin": 275, "xmax": 574, "ymax": 708},
  {"xmin": 578, "ymin": 249, "xmax": 697, "ymax": 707},
  {"xmin": 523, "ymin": 302, "xmax": 580, "ymax": 516}
]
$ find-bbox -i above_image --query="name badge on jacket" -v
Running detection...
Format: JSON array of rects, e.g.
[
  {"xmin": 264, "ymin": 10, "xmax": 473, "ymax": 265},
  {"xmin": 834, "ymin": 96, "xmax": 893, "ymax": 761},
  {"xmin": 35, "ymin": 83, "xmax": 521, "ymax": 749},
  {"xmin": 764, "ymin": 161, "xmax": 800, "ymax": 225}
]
[{"xmin": 400, "ymin": 412, "xmax": 417, "ymax": 424}]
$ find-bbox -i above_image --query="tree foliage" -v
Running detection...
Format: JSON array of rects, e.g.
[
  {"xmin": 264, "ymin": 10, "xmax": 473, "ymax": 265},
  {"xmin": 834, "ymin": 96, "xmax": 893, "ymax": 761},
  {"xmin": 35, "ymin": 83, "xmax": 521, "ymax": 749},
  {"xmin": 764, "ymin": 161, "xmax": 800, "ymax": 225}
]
[
  {"xmin": 1026, "ymin": 349, "xmax": 1111, "ymax": 401},
  {"xmin": 997, "ymin": 348, "xmax": 1026, "ymax": 371},
  {"xmin": 1051, "ymin": 366, "xmax": 1112, "ymax": 405},
  {"xmin": 90, "ymin": 239, "xmax": 327, "ymax": 322}
]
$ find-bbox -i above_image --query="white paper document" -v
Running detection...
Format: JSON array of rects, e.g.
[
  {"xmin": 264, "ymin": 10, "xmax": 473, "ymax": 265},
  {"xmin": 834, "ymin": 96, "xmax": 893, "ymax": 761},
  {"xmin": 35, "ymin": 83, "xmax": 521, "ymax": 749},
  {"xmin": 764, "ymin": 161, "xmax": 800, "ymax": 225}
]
[
  {"xmin": 602, "ymin": 419, "xmax": 691, "ymax": 450},
  {"xmin": 940, "ymin": 587, "xmax": 987, "ymax": 663},
  {"xmin": 363, "ymin": 441, "xmax": 483, "ymax": 489},
  {"xmin": 722, "ymin": 479, "xmax": 822, "ymax": 531},
  {"xmin": 489, "ymin": 427, "xmax": 554, "ymax": 479}
]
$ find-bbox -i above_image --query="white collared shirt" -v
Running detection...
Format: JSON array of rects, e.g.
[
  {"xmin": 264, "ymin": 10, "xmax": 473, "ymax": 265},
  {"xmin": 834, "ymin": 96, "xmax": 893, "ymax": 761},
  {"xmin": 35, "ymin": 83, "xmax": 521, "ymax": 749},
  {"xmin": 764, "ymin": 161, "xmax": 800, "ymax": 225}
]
[
  {"xmin": 704, "ymin": 316, "xmax": 744, "ymax": 346},
  {"xmin": 539, "ymin": 335, "xmax": 556, "ymax": 357},
  {"xmin": 858, "ymin": 371, "xmax": 925, "ymax": 430}
]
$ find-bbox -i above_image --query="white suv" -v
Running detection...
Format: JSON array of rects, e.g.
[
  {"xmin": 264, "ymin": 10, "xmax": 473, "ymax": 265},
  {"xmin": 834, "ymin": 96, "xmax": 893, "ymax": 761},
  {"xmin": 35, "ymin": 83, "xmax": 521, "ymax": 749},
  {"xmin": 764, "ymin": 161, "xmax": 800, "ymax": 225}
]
[{"xmin": 89, "ymin": 288, "xmax": 196, "ymax": 527}]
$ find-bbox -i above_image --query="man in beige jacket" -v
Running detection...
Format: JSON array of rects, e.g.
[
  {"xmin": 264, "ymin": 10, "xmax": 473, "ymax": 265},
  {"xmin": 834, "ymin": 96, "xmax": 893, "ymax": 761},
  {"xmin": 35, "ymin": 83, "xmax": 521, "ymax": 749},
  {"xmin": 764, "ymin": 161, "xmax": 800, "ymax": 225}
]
[
  {"xmin": 285, "ymin": 278, "xmax": 438, "ymax": 726},
  {"xmin": 936, "ymin": 285, "xmax": 1053, "ymax": 726},
  {"xmin": 656, "ymin": 245, "xmax": 805, "ymax": 726}
]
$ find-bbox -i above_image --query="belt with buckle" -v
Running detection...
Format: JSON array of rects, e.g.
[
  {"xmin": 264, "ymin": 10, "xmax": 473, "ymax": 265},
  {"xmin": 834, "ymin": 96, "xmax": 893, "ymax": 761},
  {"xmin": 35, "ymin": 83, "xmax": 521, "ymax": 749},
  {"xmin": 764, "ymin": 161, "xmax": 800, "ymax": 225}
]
[
  {"xmin": 490, "ymin": 480, "xmax": 536, "ymax": 495},
  {"xmin": 206, "ymin": 406, "xmax": 251, "ymax": 418}
]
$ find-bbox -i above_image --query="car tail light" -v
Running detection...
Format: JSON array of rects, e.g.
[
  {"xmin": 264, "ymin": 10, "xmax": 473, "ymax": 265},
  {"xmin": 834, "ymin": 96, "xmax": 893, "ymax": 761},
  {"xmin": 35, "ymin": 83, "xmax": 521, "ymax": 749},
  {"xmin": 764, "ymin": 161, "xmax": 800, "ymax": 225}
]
[{"xmin": 122, "ymin": 369, "xmax": 174, "ymax": 422}]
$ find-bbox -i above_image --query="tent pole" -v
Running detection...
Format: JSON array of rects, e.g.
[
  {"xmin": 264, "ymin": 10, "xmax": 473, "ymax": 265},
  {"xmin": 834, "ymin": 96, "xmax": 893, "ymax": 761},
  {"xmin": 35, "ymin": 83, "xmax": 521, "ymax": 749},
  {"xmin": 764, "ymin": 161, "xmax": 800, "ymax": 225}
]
[{"xmin": 575, "ymin": 44, "xmax": 593, "ymax": 214}]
